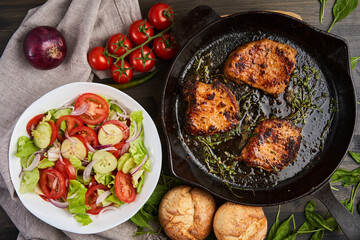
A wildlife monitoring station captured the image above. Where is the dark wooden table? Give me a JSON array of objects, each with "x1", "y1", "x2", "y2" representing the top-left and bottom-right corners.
[{"x1": 1, "y1": 0, "x2": 359, "y2": 239}]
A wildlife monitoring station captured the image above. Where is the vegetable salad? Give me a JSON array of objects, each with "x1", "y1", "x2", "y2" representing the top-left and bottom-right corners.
[{"x1": 16, "y1": 93, "x2": 149, "y2": 225}]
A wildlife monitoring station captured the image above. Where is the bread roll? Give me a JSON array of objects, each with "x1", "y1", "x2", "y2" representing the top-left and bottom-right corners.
[
  {"x1": 213, "y1": 202, "x2": 267, "y2": 240},
  {"x1": 159, "y1": 185, "x2": 216, "y2": 240}
]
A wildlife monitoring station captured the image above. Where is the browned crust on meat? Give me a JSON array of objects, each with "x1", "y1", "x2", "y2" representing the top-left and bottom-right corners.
[
  {"x1": 240, "y1": 119, "x2": 302, "y2": 172},
  {"x1": 224, "y1": 38, "x2": 297, "y2": 96},
  {"x1": 183, "y1": 80, "x2": 240, "y2": 136}
]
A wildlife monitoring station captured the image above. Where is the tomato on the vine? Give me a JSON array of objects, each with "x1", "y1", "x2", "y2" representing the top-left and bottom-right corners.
[
  {"x1": 153, "y1": 33, "x2": 178, "y2": 59},
  {"x1": 129, "y1": 46, "x2": 156, "y2": 72},
  {"x1": 88, "y1": 47, "x2": 113, "y2": 71},
  {"x1": 107, "y1": 34, "x2": 132, "y2": 56},
  {"x1": 148, "y1": 3, "x2": 173, "y2": 30},
  {"x1": 110, "y1": 60, "x2": 133, "y2": 84},
  {"x1": 128, "y1": 20, "x2": 154, "y2": 46}
]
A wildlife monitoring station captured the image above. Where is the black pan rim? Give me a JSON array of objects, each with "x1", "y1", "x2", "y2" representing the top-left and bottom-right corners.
[{"x1": 161, "y1": 10, "x2": 357, "y2": 206}]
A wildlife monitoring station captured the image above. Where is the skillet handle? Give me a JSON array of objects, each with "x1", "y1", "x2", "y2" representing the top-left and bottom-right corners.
[
  {"x1": 172, "y1": 5, "x2": 220, "y2": 48},
  {"x1": 312, "y1": 183, "x2": 360, "y2": 240}
]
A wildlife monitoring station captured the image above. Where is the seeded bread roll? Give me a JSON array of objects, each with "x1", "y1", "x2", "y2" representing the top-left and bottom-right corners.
[
  {"x1": 213, "y1": 202, "x2": 267, "y2": 240},
  {"x1": 159, "y1": 185, "x2": 216, "y2": 240}
]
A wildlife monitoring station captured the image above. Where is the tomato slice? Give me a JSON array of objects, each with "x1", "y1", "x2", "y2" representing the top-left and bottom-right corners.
[
  {"x1": 56, "y1": 115, "x2": 84, "y2": 142},
  {"x1": 85, "y1": 184, "x2": 109, "y2": 215},
  {"x1": 26, "y1": 114, "x2": 46, "y2": 136},
  {"x1": 74, "y1": 93, "x2": 109, "y2": 125},
  {"x1": 102, "y1": 120, "x2": 130, "y2": 141},
  {"x1": 40, "y1": 168, "x2": 66, "y2": 200},
  {"x1": 69, "y1": 126, "x2": 99, "y2": 146},
  {"x1": 48, "y1": 121, "x2": 58, "y2": 147},
  {"x1": 115, "y1": 171, "x2": 136, "y2": 203},
  {"x1": 55, "y1": 158, "x2": 76, "y2": 181},
  {"x1": 108, "y1": 141, "x2": 126, "y2": 159}
]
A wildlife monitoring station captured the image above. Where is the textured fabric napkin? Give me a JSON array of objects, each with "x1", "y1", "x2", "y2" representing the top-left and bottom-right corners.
[{"x1": 0, "y1": 0, "x2": 165, "y2": 239}]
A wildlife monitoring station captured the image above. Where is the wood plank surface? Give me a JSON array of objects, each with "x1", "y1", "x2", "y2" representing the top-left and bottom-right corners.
[{"x1": 1, "y1": 0, "x2": 360, "y2": 239}]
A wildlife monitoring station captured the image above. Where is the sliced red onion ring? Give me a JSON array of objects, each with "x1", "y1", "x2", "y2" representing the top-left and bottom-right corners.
[
  {"x1": 70, "y1": 103, "x2": 89, "y2": 116},
  {"x1": 99, "y1": 205, "x2": 118, "y2": 215},
  {"x1": 119, "y1": 142, "x2": 130, "y2": 156},
  {"x1": 96, "y1": 190, "x2": 111, "y2": 205},
  {"x1": 64, "y1": 132, "x2": 75, "y2": 143},
  {"x1": 130, "y1": 155, "x2": 148, "y2": 175},
  {"x1": 98, "y1": 147, "x2": 117, "y2": 151},
  {"x1": 126, "y1": 120, "x2": 137, "y2": 143},
  {"x1": 48, "y1": 198, "x2": 69, "y2": 208},
  {"x1": 93, "y1": 144, "x2": 113, "y2": 150},
  {"x1": 101, "y1": 125, "x2": 121, "y2": 136},
  {"x1": 59, "y1": 153, "x2": 64, "y2": 165},
  {"x1": 23, "y1": 152, "x2": 42, "y2": 171},
  {"x1": 83, "y1": 158, "x2": 100, "y2": 182},
  {"x1": 127, "y1": 124, "x2": 142, "y2": 144},
  {"x1": 86, "y1": 142, "x2": 96, "y2": 153}
]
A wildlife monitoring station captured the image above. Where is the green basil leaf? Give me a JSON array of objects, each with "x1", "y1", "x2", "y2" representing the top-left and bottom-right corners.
[
  {"x1": 284, "y1": 233, "x2": 298, "y2": 240},
  {"x1": 349, "y1": 151, "x2": 360, "y2": 163},
  {"x1": 324, "y1": 216, "x2": 339, "y2": 231},
  {"x1": 310, "y1": 229, "x2": 325, "y2": 240},
  {"x1": 146, "y1": 184, "x2": 169, "y2": 205},
  {"x1": 351, "y1": 56, "x2": 360, "y2": 70},
  {"x1": 319, "y1": 0, "x2": 328, "y2": 23},
  {"x1": 273, "y1": 215, "x2": 294, "y2": 240},
  {"x1": 305, "y1": 211, "x2": 332, "y2": 231},
  {"x1": 130, "y1": 211, "x2": 153, "y2": 230},
  {"x1": 328, "y1": 0, "x2": 359, "y2": 32},
  {"x1": 305, "y1": 200, "x2": 316, "y2": 212},
  {"x1": 297, "y1": 221, "x2": 315, "y2": 233},
  {"x1": 268, "y1": 206, "x2": 281, "y2": 240}
]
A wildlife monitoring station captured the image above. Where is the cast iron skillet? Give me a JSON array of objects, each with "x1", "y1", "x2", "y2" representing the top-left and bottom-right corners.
[{"x1": 161, "y1": 6, "x2": 359, "y2": 239}]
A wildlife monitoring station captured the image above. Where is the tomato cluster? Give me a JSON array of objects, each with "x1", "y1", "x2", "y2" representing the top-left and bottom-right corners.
[{"x1": 87, "y1": 3, "x2": 178, "y2": 84}]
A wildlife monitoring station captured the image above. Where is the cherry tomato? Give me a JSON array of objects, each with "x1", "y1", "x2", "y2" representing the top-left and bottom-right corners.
[
  {"x1": 108, "y1": 34, "x2": 132, "y2": 56},
  {"x1": 115, "y1": 171, "x2": 136, "y2": 203},
  {"x1": 69, "y1": 126, "x2": 98, "y2": 146},
  {"x1": 56, "y1": 115, "x2": 84, "y2": 142},
  {"x1": 148, "y1": 3, "x2": 173, "y2": 30},
  {"x1": 85, "y1": 184, "x2": 108, "y2": 215},
  {"x1": 153, "y1": 33, "x2": 178, "y2": 59},
  {"x1": 74, "y1": 93, "x2": 109, "y2": 125},
  {"x1": 48, "y1": 121, "x2": 58, "y2": 147},
  {"x1": 108, "y1": 141, "x2": 126, "y2": 159},
  {"x1": 128, "y1": 19, "x2": 154, "y2": 46},
  {"x1": 129, "y1": 46, "x2": 156, "y2": 72},
  {"x1": 110, "y1": 60, "x2": 133, "y2": 84},
  {"x1": 102, "y1": 120, "x2": 130, "y2": 141},
  {"x1": 40, "y1": 168, "x2": 66, "y2": 200},
  {"x1": 26, "y1": 114, "x2": 45, "y2": 136},
  {"x1": 87, "y1": 47, "x2": 113, "y2": 71}
]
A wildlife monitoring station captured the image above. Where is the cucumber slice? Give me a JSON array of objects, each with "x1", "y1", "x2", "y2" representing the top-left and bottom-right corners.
[
  {"x1": 122, "y1": 157, "x2": 136, "y2": 174},
  {"x1": 33, "y1": 122, "x2": 52, "y2": 149},
  {"x1": 117, "y1": 153, "x2": 131, "y2": 171},
  {"x1": 61, "y1": 137, "x2": 87, "y2": 159},
  {"x1": 98, "y1": 124, "x2": 123, "y2": 145},
  {"x1": 93, "y1": 151, "x2": 117, "y2": 173}
]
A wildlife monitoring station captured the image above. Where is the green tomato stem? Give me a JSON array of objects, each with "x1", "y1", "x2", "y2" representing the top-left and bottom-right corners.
[{"x1": 105, "y1": 69, "x2": 159, "y2": 90}]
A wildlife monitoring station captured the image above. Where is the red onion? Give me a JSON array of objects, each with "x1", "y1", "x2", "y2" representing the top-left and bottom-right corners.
[
  {"x1": 48, "y1": 198, "x2": 69, "y2": 208},
  {"x1": 93, "y1": 144, "x2": 113, "y2": 150},
  {"x1": 23, "y1": 26, "x2": 67, "y2": 70},
  {"x1": 130, "y1": 155, "x2": 148, "y2": 175},
  {"x1": 99, "y1": 205, "x2": 118, "y2": 215},
  {"x1": 86, "y1": 142, "x2": 96, "y2": 153},
  {"x1": 96, "y1": 190, "x2": 111, "y2": 205},
  {"x1": 71, "y1": 103, "x2": 89, "y2": 116}
]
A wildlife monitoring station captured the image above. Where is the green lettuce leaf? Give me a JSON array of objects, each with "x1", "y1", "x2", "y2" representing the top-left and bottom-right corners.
[
  {"x1": 73, "y1": 213, "x2": 92, "y2": 226},
  {"x1": 17, "y1": 136, "x2": 31, "y2": 152},
  {"x1": 19, "y1": 168, "x2": 40, "y2": 194},
  {"x1": 37, "y1": 158, "x2": 55, "y2": 169},
  {"x1": 94, "y1": 172, "x2": 115, "y2": 187},
  {"x1": 69, "y1": 155, "x2": 82, "y2": 169},
  {"x1": 16, "y1": 140, "x2": 39, "y2": 158},
  {"x1": 67, "y1": 180, "x2": 88, "y2": 215}
]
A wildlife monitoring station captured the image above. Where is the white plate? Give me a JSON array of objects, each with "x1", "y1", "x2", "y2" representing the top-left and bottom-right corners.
[{"x1": 8, "y1": 82, "x2": 162, "y2": 234}]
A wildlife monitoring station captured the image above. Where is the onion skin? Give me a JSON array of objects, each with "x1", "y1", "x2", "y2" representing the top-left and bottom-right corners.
[{"x1": 23, "y1": 26, "x2": 67, "y2": 70}]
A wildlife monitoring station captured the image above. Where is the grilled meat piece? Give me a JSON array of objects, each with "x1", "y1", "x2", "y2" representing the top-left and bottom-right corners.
[
  {"x1": 241, "y1": 119, "x2": 302, "y2": 172},
  {"x1": 224, "y1": 38, "x2": 297, "y2": 96},
  {"x1": 183, "y1": 81, "x2": 239, "y2": 135}
]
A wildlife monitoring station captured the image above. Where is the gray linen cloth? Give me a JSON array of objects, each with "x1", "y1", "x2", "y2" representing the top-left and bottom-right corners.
[{"x1": 0, "y1": 0, "x2": 165, "y2": 239}]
